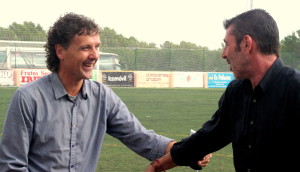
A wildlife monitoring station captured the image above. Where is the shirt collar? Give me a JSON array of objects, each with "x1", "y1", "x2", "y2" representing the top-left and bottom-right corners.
[
  {"x1": 50, "y1": 72, "x2": 88, "y2": 100},
  {"x1": 258, "y1": 57, "x2": 285, "y2": 93},
  {"x1": 242, "y1": 57, "x2": 285, "y2": 94},
  {"x1": 81, "y1": 80, "x2": 88, "y2": 100}
]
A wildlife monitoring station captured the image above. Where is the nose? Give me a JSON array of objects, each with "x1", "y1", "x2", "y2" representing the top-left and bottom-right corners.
[
  {"x1": 90, "y1": 47, "x2": 99, "y2": 60},
  {"x1": 221, "y1": 48, "x2": 227, "y2": 59}
]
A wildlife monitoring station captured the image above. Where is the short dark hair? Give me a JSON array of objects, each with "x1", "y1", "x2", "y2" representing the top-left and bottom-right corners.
[
  {"x1": 223, "y1": 9, "x2": 279, "y2": 57},
  {"x1": 44, "y1": 12, "x2": 100, "y2": 72}
]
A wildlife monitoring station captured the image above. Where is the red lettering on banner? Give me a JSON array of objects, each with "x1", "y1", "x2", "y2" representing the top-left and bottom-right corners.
[
  {"x1": 27, "y1": 77, "x2": 33, "y2": 83},
  {"x1": 33, "y1": 76, "x2": 41, "y2": 80},
  {"x1": 21, "y1": 76, "x2": 26, "y2": 83},
  {"x1": 21, "y1": 76, "x2": 42, "y2": 83}
]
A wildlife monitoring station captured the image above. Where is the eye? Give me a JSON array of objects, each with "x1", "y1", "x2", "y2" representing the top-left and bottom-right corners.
[{"x1": 80, "y1": 46, "x2": 90, "y2": 50}]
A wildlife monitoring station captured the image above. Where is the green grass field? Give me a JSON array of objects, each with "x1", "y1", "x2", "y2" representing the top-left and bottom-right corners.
[{"x1": 0, "y1": 87, "x2": 234, "y2": 171}]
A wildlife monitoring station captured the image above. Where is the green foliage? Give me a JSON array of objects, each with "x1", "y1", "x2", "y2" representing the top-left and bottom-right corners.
[
  {"x1": 280, "y1": 30, "x2": 300, "y2": 70},
  {"x1": 0, "y1": 22, "x2": 47, "y2": 41},
  {"x1": 280, "y1": 30, "x2": 300, "y2": 53},
  {"x1": 160, "y1": 41, "x2": 179, "y2": 49},
  {"x1": 0, "y1": 20, "x2": 300, "y2": 52},
  {"x1": 0, "y1": 27, "x2": 17, "y2": 40},
  {"x1": 1, "y1": 20, "x2": 300, "y2": 72},
  {"x1": 101, "y1": 27, "x2": 157, "y2": 48},
  {"x1": 100, "y1": 27, "x2": 212, "y2": 49},
  {"x1": 160, "y1": 41, "x2": 208, "y2": 50},
  {"x1": 281, "y1": 52, "x2": 300, "y2": 70}
]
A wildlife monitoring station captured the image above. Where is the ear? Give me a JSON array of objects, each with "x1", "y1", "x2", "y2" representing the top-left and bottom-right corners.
[
  {"x1": 55, "y1": 44, "x2": 64, "y2": 60},
  {"x1": 242, "y1": 35, "x2": 253, "y2": 53}
]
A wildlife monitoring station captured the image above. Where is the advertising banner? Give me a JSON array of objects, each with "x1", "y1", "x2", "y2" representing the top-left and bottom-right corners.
[
  {"x1": 0, "y1": 70, "x2": 14, "y2": 86},
  {"x1": 172, "y1": 72, "x2": 203, "y2": 88},
  {"x1": 19, "y1": 69, "x2": 51, "y2": 85},
  {"x1": 102, "y1": 71, "x2": 134, "y2": 87},
  {"x1": 135, "y1": 71, "x2": 170, "y2": 88},
  {"x1": 90, "y1": 70, "x2": 100, "y2": 82},
  {"x1": 207, "y1": 72, "x2": 234, "y2": 88}
]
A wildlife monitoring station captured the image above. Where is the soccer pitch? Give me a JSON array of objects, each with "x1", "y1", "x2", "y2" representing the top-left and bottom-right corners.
[{"x1": 0, "y1": 87, "x2": 234, "y2": 172}]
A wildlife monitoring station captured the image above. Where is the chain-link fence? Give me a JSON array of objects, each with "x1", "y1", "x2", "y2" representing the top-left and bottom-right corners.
[
  {"x1": 100, "y1": 47, "x2": 228, "y2": 72},
  {"x1": 1, "y1": 40, "x2": 299, "y2": 71}
]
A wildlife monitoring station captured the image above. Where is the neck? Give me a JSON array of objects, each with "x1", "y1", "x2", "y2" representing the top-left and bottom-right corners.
[
  {"x1": 57, "y1": 72, "x2": 83, "y2": 96},
  {"x1": 249, "y1": 54, "x2": 277, "y2": 89},
  {"x1": 64, "y1": 82, "x2": 83, "y2": 96}
]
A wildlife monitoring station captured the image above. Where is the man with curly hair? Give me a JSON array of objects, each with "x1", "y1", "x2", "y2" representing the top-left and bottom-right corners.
[{"x1": 0, "y1": 13, "x2": 211, "y2": 171}]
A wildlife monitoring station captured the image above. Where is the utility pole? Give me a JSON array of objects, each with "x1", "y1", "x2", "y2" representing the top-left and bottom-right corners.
[{"x1": 246, "y1": 0, "x2": 253, "y2": 10}]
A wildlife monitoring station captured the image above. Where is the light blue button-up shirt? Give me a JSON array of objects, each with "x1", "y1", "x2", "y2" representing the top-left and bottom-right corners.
[{"x1": 0, "y1": 72, "x2": 172, "y2": 171}]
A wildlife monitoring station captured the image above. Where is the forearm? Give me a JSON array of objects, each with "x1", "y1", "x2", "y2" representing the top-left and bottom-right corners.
[
  {"x1": 157, "y1": 141, "x2": 178, "y2": 170},
  {"x1": 145, "y1": 151, "x2": 212, "y2": 172},
  {"x1": 0, "y1": 92, "x2": 31, "y2": 170},
  {"x1": 145, "y1": 153, "x2": 177, "y2": 172},
  {"x1": 145, "y1": 137, "x2": 213, "y2": 171},
  {"x1": 165, "y1": 141, "x2": 176, "y2": 153},
  {"x1": 0, "y1": 119, "x2": 29, "y2": 171}
]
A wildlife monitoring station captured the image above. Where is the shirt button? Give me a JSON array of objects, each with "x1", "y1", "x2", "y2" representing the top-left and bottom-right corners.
[
  {"x1": 72, "y1": 144, "x2": 75, "y2": 148},
  {"x1": 248, "y1": 145, "x2": 252, "y2": 149},
  {"x1": 71, "y1": 165, "x2": 74, "y2": 168},
  {"x1": 72, "y1": 124, "x2": 76, "y2": 128},
  {"x1": 250, "y1": 121, "x2": 254, "y2": 125},
  {"x1": 253, "y1": 99, "x2": 256, "y2": 103},
  {"x1": 247, "y1": 169, "x2": 251, "y2": 172}
]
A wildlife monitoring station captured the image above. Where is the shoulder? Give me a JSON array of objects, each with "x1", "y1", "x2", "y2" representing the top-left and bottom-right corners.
[
  {"x1": 280, "y1": 67, "x2": 300, "y2": 89},
  {"x1": 84, "y1": 79, "x2": 118, "y2": 99},
  {"x1": 227, "y1": 79, "x2": 242, "y2": 87},
  {"x1": 226, "y1": 79, "x2": 243, "y2": 92},
  {"x1": 84, "y1": 80, "x2": 124, "y2": 111},
  {"x1": 85, "y1": 79, "x2": 112, "y2": 92},
  {"x1": 17, "y1": 74, "x2": 51, "y2": 96}
]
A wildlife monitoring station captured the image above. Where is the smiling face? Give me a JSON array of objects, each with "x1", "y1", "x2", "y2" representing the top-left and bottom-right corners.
[
  {"x1": 56, "y1": 34, "x2": 100, "y2": 82},
  {"x1": 222, "y1": 25, "x2": 250, "y2": 80}
]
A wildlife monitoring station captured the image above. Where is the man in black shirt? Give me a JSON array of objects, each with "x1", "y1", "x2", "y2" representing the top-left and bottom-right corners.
[{"x1": 145, "y1": 9, "x2": 300, "y2": 172}]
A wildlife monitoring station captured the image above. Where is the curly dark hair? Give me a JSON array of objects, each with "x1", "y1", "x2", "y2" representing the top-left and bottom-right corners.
[
  {"x1": 44, "y1": 12, "x2": 100, "y2": 72},
  {"x1": 223, "y1": 9, "x2": 279, "y2": 57}
]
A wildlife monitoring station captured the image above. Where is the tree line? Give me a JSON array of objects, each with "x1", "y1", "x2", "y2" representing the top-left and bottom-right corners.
[
  {"x1": 0, "y1": 22, "x2": 211, "y2": 50},
  {"x1": 0, "y1": 21, "x2": 299, "y2": 52},
  {"x1": 0, "y1": 21, "x2": 299, "y2": 70}
]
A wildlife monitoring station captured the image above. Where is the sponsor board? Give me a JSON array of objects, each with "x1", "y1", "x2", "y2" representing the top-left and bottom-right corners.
[
  {"x1": 135, "y1": 71, "x2": 170, "y2": 88},
  {"x1": 19, "y1": 69, "x2": 51, "y2": 85},
  {"x1": 102, "y1": 71, "x2": 134, "y2": 87},
  {"x1": 207, "y1": 72, "x2": 234, "y2": 88},
  {"x1": 90, "y1": 70, "x2": 100, "y2": 82},
  {"x1": 0, "y1": 70, "x2": 14, "y2": 86},
  {"x1": 172, "y1": 72, "x2": 203, "y2": 88}
]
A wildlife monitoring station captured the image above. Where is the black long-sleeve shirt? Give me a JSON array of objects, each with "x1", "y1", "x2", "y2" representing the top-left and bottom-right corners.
[{"x1": 171, "y1": 58, "x2": 300, "y2": 172}]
